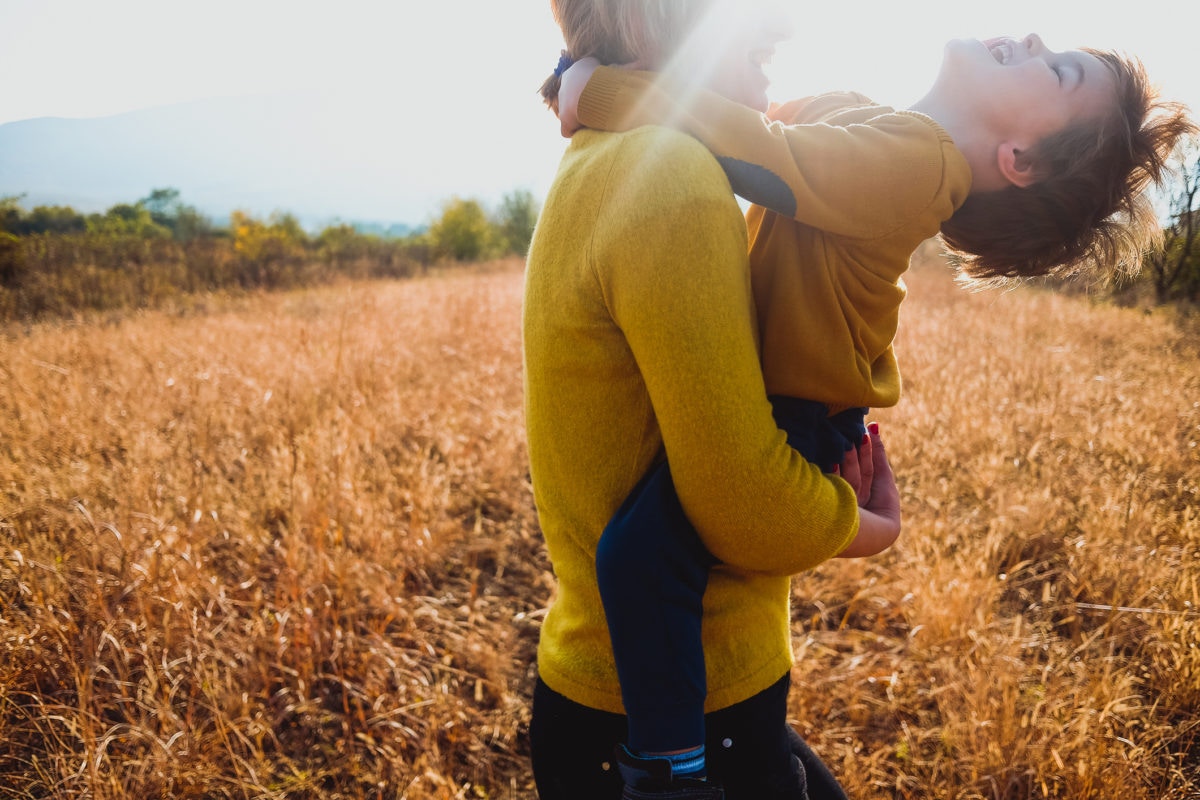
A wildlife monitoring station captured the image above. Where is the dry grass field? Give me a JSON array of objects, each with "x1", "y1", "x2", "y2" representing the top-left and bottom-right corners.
[{"x1": 1, "y1": 255, "x2": 1197, "y2": 799}]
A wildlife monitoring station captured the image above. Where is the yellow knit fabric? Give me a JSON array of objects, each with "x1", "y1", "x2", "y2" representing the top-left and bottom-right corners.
[
  {"x1": 523, "y1": 125, "x2": 860, "y2": 714},
  {"x1": 578, "y1": 70, "x2": 973, "y2": 411}
]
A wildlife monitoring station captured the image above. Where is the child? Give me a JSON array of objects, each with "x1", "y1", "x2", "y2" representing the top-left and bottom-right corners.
[{"x1": 555, "y1": 33, "x2": 1194, "y2": 797}]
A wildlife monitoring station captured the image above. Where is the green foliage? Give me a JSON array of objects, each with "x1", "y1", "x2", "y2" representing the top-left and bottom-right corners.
[
  {"x1": 317, "y1": 223, "x2": 361, "y2": 259},
  {"x1": 428, "y1": 197, "x2": 494, "y2": 262},
  {"x1": 140, "y1": 187, "x2": 213, "y2": 241},
  {"x1": 493, "y1": 189, "x2": 540, "y2": 257},
  {"x1": 23, "y1": 205, "x2": 87, "y2": 235},
  {"x1": 141, "y1": 187, "x2": 181, "y2": 221},
  {"x1": 230, "y1": 211, "x2": 311, "y2": 288},
  {"x1": 87, "y1": 203, "x2": 171, "y2": 238},
  {"x1": 316, "y1": 224, "x2": 429, "y2": 280},
  {"x1": 0, "y1": 188, "x2": 538, "y2": 322},
  {"x1": 1141, "y1": 141, "x2": 1200, "y2": 303},
  {"x1": 426, "y1": 190, "x2": 539, "y2": 262},
  {"x1": 0, "y1": 232, "x2": 24, "y2": 287},
  {"x1": 0, "y1": 197, "x2": 86, "y2": 236},
  {"x1": 172, "y1": 205, "x2": 213, "y2": 242},
  {"x1": 1, "y1": 195, "x2": 27, "y2": 234}
]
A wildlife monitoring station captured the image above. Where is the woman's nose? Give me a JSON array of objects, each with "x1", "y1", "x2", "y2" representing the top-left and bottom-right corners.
[{"x1": 1022, "y1": 33, "x2": 1046, "y2": 55}]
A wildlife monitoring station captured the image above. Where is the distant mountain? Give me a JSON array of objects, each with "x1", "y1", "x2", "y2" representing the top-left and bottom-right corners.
[{"x1": 0, "y1": 92, "x2": 559, "y2": 231}]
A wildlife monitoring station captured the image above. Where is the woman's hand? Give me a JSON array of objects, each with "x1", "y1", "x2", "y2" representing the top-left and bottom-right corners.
[
  {"x1": 835, "y1": 430, "x2": 873, "y2": 507},
  {"x1": 836, "y1": 422, "x2": 901, "y2": 558},
  {"x1": 557, "y1": 57, "x2": 601, "y2": 138}
]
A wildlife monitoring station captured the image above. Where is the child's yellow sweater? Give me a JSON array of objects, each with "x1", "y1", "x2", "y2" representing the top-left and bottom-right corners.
[
  {"x1": 524, "y1": 125, "x2": 860, "y2": 715},
  {"x1": 577, "y1": 69, "x2": 973, "y2": 411}
]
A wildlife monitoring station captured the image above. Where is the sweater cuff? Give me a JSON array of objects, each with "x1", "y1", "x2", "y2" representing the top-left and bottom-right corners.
[{"x1": 577, "y1": 66, "x2": 625, "y2": 131}]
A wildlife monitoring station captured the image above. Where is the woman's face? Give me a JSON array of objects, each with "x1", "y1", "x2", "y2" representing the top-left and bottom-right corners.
[{"x1": 669, "y1": 0, "x2": 793, "y2": 112}]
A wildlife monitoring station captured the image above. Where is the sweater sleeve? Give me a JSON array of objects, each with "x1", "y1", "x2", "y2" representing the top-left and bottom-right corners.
[
  {"x1": 577, "y1": 66, "x2": 964, "y2": 240},
  {"x1": 591, "y1": 131, "x2": 859, "y2": 574}
]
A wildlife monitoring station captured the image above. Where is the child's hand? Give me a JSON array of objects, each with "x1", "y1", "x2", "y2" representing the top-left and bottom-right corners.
[
  {"x1": 557, "y1": 57, "x2": 601, "y2": 138},
  {"x1": 836, "y1": 422, "x2": 901, "y2": 558}
]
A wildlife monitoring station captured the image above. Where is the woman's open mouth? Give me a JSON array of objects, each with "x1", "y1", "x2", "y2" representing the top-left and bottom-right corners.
[{"x1": 748, "y1": 47, "x2": 775, "y2": 68}]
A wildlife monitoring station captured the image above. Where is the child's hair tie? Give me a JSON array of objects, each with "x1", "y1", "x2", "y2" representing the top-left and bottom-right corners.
[{"x1": 553, "y1": 50, "x2": 575, "y2": 78}]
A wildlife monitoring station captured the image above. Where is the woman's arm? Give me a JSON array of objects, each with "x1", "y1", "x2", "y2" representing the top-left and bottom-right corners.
[
  {"x1": 594, "y1": 129, "x2": 868, "y2": 574},
  {"x1": 561, "y1": 61, "x2": 965, "y2": 240},
  {"x1": 834, "y1": 422, "x2": 902, "y2": 558}
]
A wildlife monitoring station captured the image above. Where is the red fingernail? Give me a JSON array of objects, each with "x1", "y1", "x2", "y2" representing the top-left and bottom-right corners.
[
  {"x1": 868, "y1": 422, "x2": 880, "y2": 435},
  {"x1": 862, "y1": 433, "x2": 870, "y2": 446}
]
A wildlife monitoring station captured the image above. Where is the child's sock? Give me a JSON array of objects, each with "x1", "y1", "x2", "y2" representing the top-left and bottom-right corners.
[
  {"x1": 659, "y1": 745, "x2": 706, "y2": 779},
  {"x1": 616, "y1": 743, "x2": 707, "y2": 787}
]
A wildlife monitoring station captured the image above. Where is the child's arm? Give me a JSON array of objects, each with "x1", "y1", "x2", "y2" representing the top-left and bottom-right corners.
[
  {"x1": 568, "y1": 64, "x2": 968, "y2": 239},
  {"x1": 555, "y1": 56, "x2": 598, "y2": 138}
]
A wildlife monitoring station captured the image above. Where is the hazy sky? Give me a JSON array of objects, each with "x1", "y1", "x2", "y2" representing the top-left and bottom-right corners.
[{"x1": 2, "y1": 0, "x2": 1197, "y2": 220}]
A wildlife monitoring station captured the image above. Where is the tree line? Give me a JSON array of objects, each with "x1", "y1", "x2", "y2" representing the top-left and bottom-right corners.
[
  {"x1": 1, "y1": 139, "x2": 1197, "y2": 323},
  {"x1": 0, "y1": 188, "x2": 539, "y2": 321},
  {"x1": 1142, "y1": 141, "x2": 1200, "y2": 303}
]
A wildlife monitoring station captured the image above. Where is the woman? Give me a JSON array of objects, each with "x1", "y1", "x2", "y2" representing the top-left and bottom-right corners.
[{"x1": 523, "y1": 2, "x2": 900, "y2": 798}]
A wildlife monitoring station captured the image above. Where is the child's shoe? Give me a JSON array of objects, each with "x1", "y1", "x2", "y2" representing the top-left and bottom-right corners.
[{"x1": 615, "y1": 744, "x2": 725, "y2": 799}]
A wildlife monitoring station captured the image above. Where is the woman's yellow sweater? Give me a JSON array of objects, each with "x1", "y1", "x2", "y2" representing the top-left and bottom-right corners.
[
  {"x1": 576, "y1": 69, "x2": 973, "y2": 411},
  {"x1": 523, "y1": 125, "x2": 860, "y2": 715}
]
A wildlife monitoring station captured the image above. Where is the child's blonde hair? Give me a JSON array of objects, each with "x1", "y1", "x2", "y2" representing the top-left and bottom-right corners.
[
  {"x1": 941, "y1": 51, "x2": 1196, "y2": 283},
  {"x1": 540, "y1": 0, "x2": 716, "y2": 114}
]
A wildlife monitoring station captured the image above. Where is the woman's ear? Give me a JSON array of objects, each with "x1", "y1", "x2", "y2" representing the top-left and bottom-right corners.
[{"x1": 997, "y1": 141, "x2": 1038, "y2": 188}]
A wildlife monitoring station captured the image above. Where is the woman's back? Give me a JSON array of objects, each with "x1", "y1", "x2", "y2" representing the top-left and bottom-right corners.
[{"x1": 524, "y1": 124, "x2": 858, "y2": 716}]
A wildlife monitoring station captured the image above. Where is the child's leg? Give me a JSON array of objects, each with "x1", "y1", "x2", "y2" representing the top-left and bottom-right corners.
[
  {"x1": 596, "y1": 460, "x2": 718, "y2": 781},
  {"x1": 767, "y1": 397, "x2": 867, "y2": 470},
  {"x1": 596, "y1": 401, "x2": 865, "y2": 793}
]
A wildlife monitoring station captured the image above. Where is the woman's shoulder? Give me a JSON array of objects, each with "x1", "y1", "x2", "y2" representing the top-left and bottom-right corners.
[
  {"x1": 559, "y1": 129, "x2": 748, "y2": 278},
  {"x1": 577, "y1": 127, "x2": 738, "y2": 208}
]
